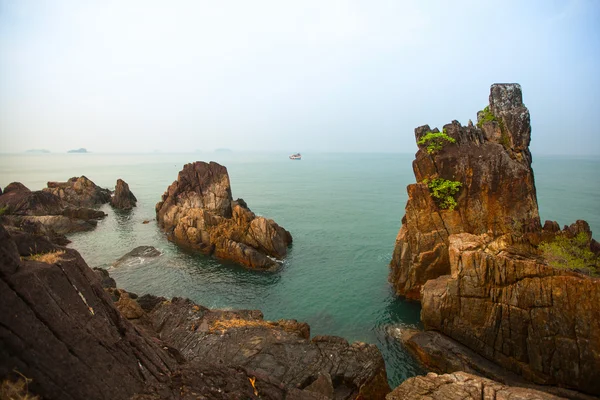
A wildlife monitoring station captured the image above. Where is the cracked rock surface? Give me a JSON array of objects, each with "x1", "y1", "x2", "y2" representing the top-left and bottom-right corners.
[{"x1": 156, "y1": 161, "x2": 292, "y2": 271}]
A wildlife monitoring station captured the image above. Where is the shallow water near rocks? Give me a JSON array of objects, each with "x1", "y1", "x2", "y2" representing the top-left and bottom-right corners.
[{"x1": 1, "y1": 152, "x2": 598, "y2": 387}]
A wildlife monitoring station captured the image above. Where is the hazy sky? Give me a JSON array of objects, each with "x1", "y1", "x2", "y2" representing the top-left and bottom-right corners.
[{"x1": 1, "y1": 0, "x2": 599, "y2": 154}]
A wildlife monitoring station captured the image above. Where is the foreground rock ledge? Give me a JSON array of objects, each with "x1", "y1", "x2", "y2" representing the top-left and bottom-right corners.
[
  {"x1": 0, "y1": 225, "x2": 388, "y2": 399},
  {"x1": 387, "y1": 372, "x2": 564, "y2": 400},
  {"x1": 156, "y1": 161, "x2": 292, "y2": 271}
]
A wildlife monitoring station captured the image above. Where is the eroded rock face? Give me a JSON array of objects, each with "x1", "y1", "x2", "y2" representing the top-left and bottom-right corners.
[
  {"x1": 421, "y1": 233, "x2": 600, "y2": 395},
  {"x1": 0, "y1": 225, "x2": 390, "y2": 400},
  {"x1": 387, "y1": 372, "x2": 564, "y2": 400},
  {"x1": 389, "y1": 84, "x2": 540, "y2": 299},
  {"x1": 156, "y1": 161, "x2": 292, "y2": 271},
  {"x1": 44, "y1": 175, "x2": 111, "y2": 207},
  {"x1": 144, "y1": 297, "x2": 390, "y2": 399},
  {"x1": 0, "y1": 225, "x2": 178, "y2": 400},
  {"x1": 111, "y1": 178, "x2": 137, "y2": 210}
]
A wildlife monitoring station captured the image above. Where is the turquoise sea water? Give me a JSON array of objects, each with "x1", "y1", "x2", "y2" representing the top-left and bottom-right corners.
[{"x1": 0, "y1": 152, "x2": 598, "y2": 387}]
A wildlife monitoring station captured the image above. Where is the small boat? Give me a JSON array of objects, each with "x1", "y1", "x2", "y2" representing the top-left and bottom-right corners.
[{"x1": 289, "y1": 153, "x2": 301, "y2": 160}]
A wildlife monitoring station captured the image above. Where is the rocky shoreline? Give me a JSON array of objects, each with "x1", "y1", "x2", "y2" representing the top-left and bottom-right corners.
[{"x1": 1, "y1": 84, "x2": 598, "y2": 399}]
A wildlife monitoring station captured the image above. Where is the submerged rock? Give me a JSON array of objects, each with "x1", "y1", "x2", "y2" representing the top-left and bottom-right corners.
[
  {"x1": 110, "y1": 178, "x2": 137, "y2": 210},
  {"x1": 44, "y1": 175, "x2": 111, "y2": 207},
  {"x1": 387, "y1": 372, "x2": 564, "y2": 400},
  {"x1": 156, "y1": 161, "x2": 292, "y2": 271},
  {"x1": 112, "y1": 245, "x2": 161, "y2": 268}
]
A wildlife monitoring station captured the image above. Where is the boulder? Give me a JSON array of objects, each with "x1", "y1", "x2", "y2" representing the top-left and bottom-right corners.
[
  {"x1": 112, "y1": 245, "x2": 161, "y2": 268},
  {"x1": 110, "y1": 178, "x2": 137, "y2": 210},
  {"x1": 389, "y1": 84, "x2": 540, "y2": 299},
  {"x1": 387, "y1": 372, "x2": 565, "y2": 400},
  {"x1": 44, "y1": 176, "x2": 111, "y2": 207},
  {"x1": 156, "y1": 161, "x2": 292, "y2": 271}
]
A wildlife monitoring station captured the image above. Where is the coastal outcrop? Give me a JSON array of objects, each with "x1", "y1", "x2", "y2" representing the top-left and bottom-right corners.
[
  {"x1": 389, "y1": 83, "x2": 600, "y2": 397},
  {"x1": 389, "y1": 83, "x2": 540, "y2": 299},
  {"x1": 112, "y1": 245, "x2": 161, "y2": 268},
  {"x1": 44, "y1": 175, "x2": 111, "y2": 207},
  {"x1": 111, "y1": 178, "x2": 137, "y2": 210},
  {"x1": 156, "y1": 161, "x2": 292, "y2": 271},
  {"x1": 0, "y1": 181, "x2": 107, "y2": 237},
  {"x1": 387, "y1": 372, "x2": 564, "y2": 400},
  {"x1": 0, "y1": 225, "x2": 390, "y2": 400}
]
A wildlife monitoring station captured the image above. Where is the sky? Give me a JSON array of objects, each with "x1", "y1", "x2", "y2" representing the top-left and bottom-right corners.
[{"x1": 0, "y1": 0, "x2": 599, "y2": 154}]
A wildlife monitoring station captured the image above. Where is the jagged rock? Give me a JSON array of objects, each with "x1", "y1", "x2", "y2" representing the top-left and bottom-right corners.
[
  {"x1": 145, "y1": 298, "x2": 390, "y2": 399},
  {"x1": 389, "y1": 83, "x2": 541, "y2": 300},
  {"x1": 392, "y1": 329, "x2": 595, "y2": 400},
  {"x1": 420, "y1": 233, "x2": 600, "y2": 395},
  {"x1": 0, "y1": 225, "x2": 390, "y2": 400},
  {"x1": 115, "y1": 289, "x2": 144, "y2": 319},
  {"x1": 0, "y1": 182, "x2": 106, "y2": 237},
  {"x1": 156, "y1": 161, "x2": 292, "y2": 271},
  {"x1": 44, "y1": 176, "x2": 111, "y2": 207},
  {"x1": 387, "y1": 372, "x2": 565, "y2": 400},
  {"x1": 93, "y1": 267, "x2": 116, "y2": 289},
  {"x1": 0, "y1": 224, "x2": 178, "y2": 400},
  {"x1": 111, "y1": 179, "x2": 137, "y2": 210},
  {"x1": 112, "y1": 245, "x2": 162, "y2": 268}
]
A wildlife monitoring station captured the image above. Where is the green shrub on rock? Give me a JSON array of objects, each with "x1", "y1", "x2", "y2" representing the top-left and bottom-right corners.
[
  {"x1": 540, "y1": 232, "x2": 599, "y2": 276},
  {"x1": 477, "y1": 106, "x2": 497, "y2": 128},
  {"x1": 423, "y1": 178, "x2": 462, "y2": 211},
  {"x1": 417, "y1": 129, "x2": 456, "y2": 154}
]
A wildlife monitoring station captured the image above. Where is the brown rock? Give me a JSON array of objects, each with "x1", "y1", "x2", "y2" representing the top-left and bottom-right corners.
[
  {"x1": 44, "y1": 175, "x2": 111, "y2": 207},
  {"x1": 115, "y1": 289, "x2": 144, "y2": 319},
  {"x1": 421, "y1": 233, "x2": 600, "y2": 395},
  {"x1": 387, "y1": 372, "x2": 565, "y2": 400},
  {"x1": 110, "y1": 178, "x2": 137, "y2": 210},
  {"x1": 389, "y1": 84, "x2": 541, "y2": 300},
  {"x1": 156, "y1": 161, "x2": 292, "y2": 271}
]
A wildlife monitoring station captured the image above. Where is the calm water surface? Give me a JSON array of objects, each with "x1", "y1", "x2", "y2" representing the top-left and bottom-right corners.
[{"x1": 1, "y1": 152, "x2": 598, "y2": 387}]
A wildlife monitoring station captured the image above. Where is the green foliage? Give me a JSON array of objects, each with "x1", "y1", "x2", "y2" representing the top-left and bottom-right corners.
[
  {"x1": 423, "y1": 178, "x2": 462, "y2": 210},
  {"x1": 540, "y1": 232, "x2": 599, "y2": 276},
  {"x1": 477, "y1": 105, "x2": 497, "y2": 128},
  {"x1": 417, "y1": 128, "x2": 456, "y2": 154},
  {"x1": 0, "y1": 205, "x2": 8, "y2": 216}
]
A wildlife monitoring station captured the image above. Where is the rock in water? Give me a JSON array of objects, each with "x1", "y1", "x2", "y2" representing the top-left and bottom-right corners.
[
  {"x1": 156, "y1": 161, "x2": 292, "y2": 271},
  {"x1": 110, "y1": 178, "x2": 137, "y2": 210},
  {"x1": 389, "y1": 83, "x2": 541, "y2": 300},
  {"x1": 44, "y1": 175, "x2": 111, "y2": 207},
  {"x1": 112, "y1": 245, "x2": 161, "y2": 268}
]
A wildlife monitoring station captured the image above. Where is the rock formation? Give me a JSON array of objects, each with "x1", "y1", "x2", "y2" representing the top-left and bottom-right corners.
[
  {"x1": 112, "y1": 245, "x2": 161, "y2": 268},
  {"x1": 0, "y1": 224, "x2": 389, "y2": 400},
  {"x1": 421, "y1": 233, "x2": 600, "y2": 395},
  {"x1": 389, "y1": 84, "x2": 600, "y2": 397},
  {"x1": 387, "y1": 372, "x2": 564, "y2": 400},
  {"x1": 110, "y1": 178, "x2": 137, "y2": 210},
  {"x1": 0, "y1": 182, "x2": 107, "y2": 237},
  {"x1": 44, "y1": 175, "x2": 111, "y2": 207},
  {"x1": 156, "y1": 161, "x2": 292, "y2": 271},
  {"x1": 389, "y1": 83, "x2": 540, "y2": 299}
]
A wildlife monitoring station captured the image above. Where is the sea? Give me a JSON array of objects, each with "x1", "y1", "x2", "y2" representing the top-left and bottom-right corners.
[{"x1": 0, "y1": 152, "x2": 598, "y2": 387}]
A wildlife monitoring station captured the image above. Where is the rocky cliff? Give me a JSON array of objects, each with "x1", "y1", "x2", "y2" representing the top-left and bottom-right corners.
[
  {"x1": 421, "y1": 232, "x2": 600, "y2": 395},
  {"x1": 156, "y1": 161, "x2": 292, "y2": 271},
  {"x1": 389, "y1": 83, "x2": 540, "y2": 299},
  {"x1": 389, "y1": 84, "x2": 600, "y2": 397},
  {"x1": 0, "y1": 225, "x2": 389, "y2": 399}
]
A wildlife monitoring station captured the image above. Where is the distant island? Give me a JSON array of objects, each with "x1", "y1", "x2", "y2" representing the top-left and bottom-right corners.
[
  {"x1": 25, "y1": 149, "x2": 50, "y2": 153},
  {"x1": 67, "y1": 148, "x2": 89, "y2": 153}
]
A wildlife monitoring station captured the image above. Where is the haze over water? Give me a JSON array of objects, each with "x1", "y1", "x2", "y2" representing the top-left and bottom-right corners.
[{"x1": 0, "y1": 151, "x2": 598, "y2": 386}]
